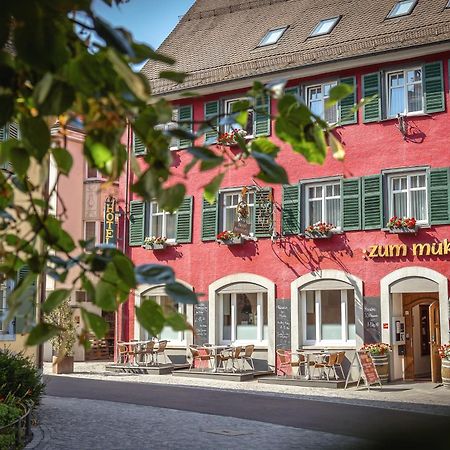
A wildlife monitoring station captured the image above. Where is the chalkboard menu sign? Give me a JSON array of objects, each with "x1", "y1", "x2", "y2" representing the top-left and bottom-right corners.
[
  {"x1": 357, "y1": 351, "x2": 381, "y2": 385},
  {"x1": 193, "y1": 302, "x2": 209, "y2": 345},
  {"x1": 275, "y1": 299, "x2": 291, "y2": 350},
  {"x1": 363, "y1": 297, "x2": 381, "y2": 344}
]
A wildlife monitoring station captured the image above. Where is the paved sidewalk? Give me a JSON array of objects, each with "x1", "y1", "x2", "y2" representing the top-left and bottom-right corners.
[
  {"x1": 27, "y1": 396, "x2": 370, "y2": 450},
  {"x1": 42, "y1": 362, "x2": 450, "y2": 417}
]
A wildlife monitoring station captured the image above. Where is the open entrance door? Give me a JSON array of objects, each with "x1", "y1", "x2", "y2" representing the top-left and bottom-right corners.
[{"x1": 429, "y1": 301, "x2": 441, "y2": 383}]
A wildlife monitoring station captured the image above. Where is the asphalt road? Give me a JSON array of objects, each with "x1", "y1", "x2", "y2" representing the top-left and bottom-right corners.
[{"x1": 44, "y1": 375, "x2": 449, "y2": 449}]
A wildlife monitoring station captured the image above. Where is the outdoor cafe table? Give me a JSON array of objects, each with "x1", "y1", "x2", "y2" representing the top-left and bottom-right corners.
[
  {"x1": 296, "y1": 350, "x2": 330, "y2": 380},
  {"x1": 119, "y1": 340, "x2": 161, "y2": 365},
  {"x1": 203, "y1": 345, "x2": 229, "y2": 372}
]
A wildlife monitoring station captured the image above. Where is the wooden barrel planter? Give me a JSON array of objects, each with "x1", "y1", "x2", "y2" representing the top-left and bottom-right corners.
[
  {"x1": 371, "y1": 354, "x2": 389, "y2": 384},
  {"x1": 442, "y1": 359, "x2": 450, "y2": 389}
]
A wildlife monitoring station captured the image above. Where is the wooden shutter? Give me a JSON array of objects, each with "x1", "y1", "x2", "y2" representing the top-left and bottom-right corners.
[
  {"x1": 204, "y1": 100, "x2": 219, "y2": 145},
  {"x1": 254, "y1": 94, "x2": 271, "y2": 137},
  {"x1": 0, "y1": 125, "x2": 12, "y2": 171},
  {"x1": 254, "y1": 187, "x2": 273, "y2": 237},
  {"x1": 176, "y1": 196, "x2": 193, "y2": 243},
  {"x1": 424, "y1": 61, "x2": 445, "y2": 113},
  {"x1": 429, "y1": 168, "x2": 450, "y2": 225},
  {"x1": 133, "y1": 132, "x2": 147, "y2": 156},
  {"x1": 362, "y1": 175, "x2": 383, "y2": 229},
  {"x1": 0, "y1": 125, "x2": 6, "y2": 141},
  {"x1": 15, "y1": 266, "x2": 36, "y2": 334},
  {"x1": 129, "y1": 200, "x2": 146, "y2": 246},
  {"x1": 341, "y1": 178, "x2": 361, "y2": 231},
  {"x1": 362, "y1": 72, "x2": 381, "y2": 123},
  {"x1": 201, "y1": 197, "x2": 218, "y2": 241},
  {"x1": 178, "y1": 105, "x2": 193, "y2": 149},
  {"x1": 339, "y1": 76, "x2": 357, "y2": 125},
  {"x1": 282, "y1": 184, "x2": 300, "y2": 235},
  {"x1": 8, "y1": 122, "x2": 19, "y2": 139}
]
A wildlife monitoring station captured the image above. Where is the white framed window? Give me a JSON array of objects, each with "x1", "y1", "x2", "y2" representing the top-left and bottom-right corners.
[
  {"x1": 387, "y1": 0, "x2": 417, "y2": 19},
  {"x1": 220, "y1": 292, "x2": 268, "y2": 345},
  {"x1": 306, "y1": 181, "x2": 341, "y2": 228},
  {"x1": 221, "y1": 190, "x2": 255, "y2": 234},
  {"x1": 387, "y1": 68, "x2": 423, "y2": 117},
  {"x1": 0, "y1": 281, "x2": 14, "y2": 336},
  {"x1": 258, "y1": 27, "x2": 287, "y2": 47},
  {"x1": 142, "y1": 295, "x2": 187, "y2": 345},
  {"x1": 224, "y1": 98, "x2": 254, "y2": 137},
  {"x1": 148, "y1": 201, "x2": 176, "y2": 241},
  {"x1": 85, "y1": 163, "x2": 103, "y2": 180},
  {"x1": 389, "y1": 171, "x2": 428, "y2": 223},
  {"x1": 84, "y1": 221, "x2": 104, "y2": 245},
  {"x1": 310, "y1": 17, "x2": 340, "y2": 37},
  {"x1": 302, "y1": 289, "x2": 355, "y2": 345},
  {"x1": 307, "y1": 82, "x2": 338, "y2": 124}
]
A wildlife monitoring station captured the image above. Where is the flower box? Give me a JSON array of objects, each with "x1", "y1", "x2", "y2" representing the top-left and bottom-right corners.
[
  {"x1": 142, "y1": 243, "x2": 167, "y2": 250},
  {"x1": 217, "y1": 236, "x2": 245, "y2": 246},
  {"x1": 388, "y1": 226, "x2": 418, "y2": 234},
  {"x1": 386, "y1": 217, "x2": 417, "y2": 234},
  {"x1": 304, "y1": 231, "x2": 333, "y2": 240}
]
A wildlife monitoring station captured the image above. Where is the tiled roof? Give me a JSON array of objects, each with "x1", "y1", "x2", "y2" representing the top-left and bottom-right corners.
[{"x1": 142, "y1": 0, "x2": 450, "y2": 94}]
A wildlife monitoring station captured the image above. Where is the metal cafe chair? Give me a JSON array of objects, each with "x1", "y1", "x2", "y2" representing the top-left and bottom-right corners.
[
  {"x1": 218, "y1": 346, "x2": 242, "y2": 372},
  {"x1": 240, "y1": 344, "x2": 255, "y2": 371},
  {"x1": 276, "y1": 349, "x2": 306, "y2": 378},
  {"x1": 117, "y1": 342, "x2": 134, "y2": 365},
  {"x1": 333, "y1": 351, "x2": 346, "y2": 379},
  {"x1": 313, "y1": 352, "x2": 338, "y2": 380},
  {"x1": 188, "y1": 345, "x2": 213, "y2": 371},
  {"x1": 153, "y1": 340, "x2": 168, "y2": 364},
  {"x1": 135, "y1": 341, "x2": 155, "y2": 365}
]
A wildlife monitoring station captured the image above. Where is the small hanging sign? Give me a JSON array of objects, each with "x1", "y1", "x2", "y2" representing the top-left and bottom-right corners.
[{"x1": 103, "y1": 196, "x2": 117, "y2": 246}]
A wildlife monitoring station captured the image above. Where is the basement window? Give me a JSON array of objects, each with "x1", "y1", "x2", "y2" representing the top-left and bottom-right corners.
[
  {"x1": 386, "y1": 0, "x2": 417, "y2": 18},
  {"x1": 258, "y1": 27, "x2": 287, "y2": 47},
  {"x1": 310, "y1": 17, "x2": 340, "y2": 37}
]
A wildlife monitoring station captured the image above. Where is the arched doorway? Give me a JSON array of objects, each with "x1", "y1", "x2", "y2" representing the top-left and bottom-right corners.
[{"x1": 380, "y1": 267, "x2": 448, "y2": 382}]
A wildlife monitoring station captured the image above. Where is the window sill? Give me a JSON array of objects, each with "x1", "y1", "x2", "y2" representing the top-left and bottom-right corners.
[
  {"x1": 142, "y1": 242, "x2": 176, "y2": 251},
  {"x1": 0, "y1": 334, "x2": 16, "y2": 341},
  {"x1": 216, "y1": 235, "x2": 257, "y2": 245}
]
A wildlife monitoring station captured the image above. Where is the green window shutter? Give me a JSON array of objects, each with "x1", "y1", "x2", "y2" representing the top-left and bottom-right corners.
[
  {"x1": 424, "y1": 61, "x2": 445, "y2": 113},
  {"x1": 178, "y1": 105, "x2": 193, "y2": 149},
  {"x1": 204, "y1": 101, "x2": 219, "y2": 145},
  {"x1": 129, "y1": 200, "x2": 146, "y2": 246},
  {"x1": 0, "y1": 125, "x2": 5, "y2": 141},
  {"x1": 133, "y1": 132, "x2": 147, "y2": 156},
  {"x1": 362, "y1": 175, "x2": 383, "y2": 229},
  {"x1": 285, "y1": 86, "x2": 299, "y2": 97},
  {"x1": 254, "y1": 94, "x2": 271, "y2": 137},
  {"x1": 282, "y1": 184, "x2": 300, "y2": 235},
  {"x1": 15, "y1": 266, "x2": 36, "y2": 334},
  {"x1": 176, "y1": 196, "x2": 193, "y2": 243},
  {"x1": 362, "y1": 72, "x2": 381, "y2": 123},
  {"x1": 339, "y1": 76, "x2": 357, "y2": 125},
  {"x1": 253, "y1": 187, "x2": 273, "y2": 238},
  {"x1": 429, "y1": 168, "x2": 450, "y2": 225},
  {"x1": 201, "y1": 197, "x2": 218, "y2": 241},
  {"x1": 341, "y1": 178, "x2": 361, "y2": 231},
  {"x1": 8, "y1": 122, "x2": 20, "y2": 140}
]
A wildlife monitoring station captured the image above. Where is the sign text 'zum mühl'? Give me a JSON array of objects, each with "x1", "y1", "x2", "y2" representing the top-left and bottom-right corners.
[
  {"x1": 366, "y1": 239, "x2": 450, "y2": 258},
  {"x1": 103, "y1": 197, "x2": 117, "y2": 246}
]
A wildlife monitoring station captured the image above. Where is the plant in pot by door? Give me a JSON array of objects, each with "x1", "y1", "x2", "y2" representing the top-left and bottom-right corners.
[
  {"x1": 361, "y1": 343, "x2": 391, "y2": 384},
  {"x1": 45, "y1": 299, "x2": 77, "y2": 374},
  {"x1": 438, "y1": 343, "x2": 450, "y2": 389}
]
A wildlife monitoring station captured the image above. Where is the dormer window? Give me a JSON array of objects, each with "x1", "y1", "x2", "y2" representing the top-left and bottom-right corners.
[
  {"x1": 386, "y1": 0, "x2": 417, "y2": 18},
  {"x1": 310, "y1": 17, "x2": 340, "y2": 37},
  {"x1": 258, "y1": 27, "x2": 287, "y2": 47}
]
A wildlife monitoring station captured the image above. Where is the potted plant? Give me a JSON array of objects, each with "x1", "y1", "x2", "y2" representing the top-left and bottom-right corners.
[
  {"x1": 217, "y1": 128, "x2": 247, "y2": 146},
  {"x1": 361, "y1": 343, "x2": 391, "y2": 383},
  {"x1": 304, "y1": 222, "x2": 335, "y2": 239},
  {"x1": 143, "y1": 236, "x2": 168, "y2": 250},
  {"x1": 216, "y1": 230, "x2": 244, "y2": 245},
  {"x1": 438, "y1": 343, "x2": 450, "y2": 389},
  {"x1": 45, "y1": 299, "x2": 77, "y2": 374},
  {"x1": 386, "y1": 216, "x2": 418, "y2": 234}
]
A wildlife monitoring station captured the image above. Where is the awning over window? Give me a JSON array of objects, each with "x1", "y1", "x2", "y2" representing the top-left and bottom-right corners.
[
  {"x1": 218, "y1": 282, "x2": 267, "y2": 294},
  {"x1": 301, "y1": 279, "x2": 354, "y2": 291}
]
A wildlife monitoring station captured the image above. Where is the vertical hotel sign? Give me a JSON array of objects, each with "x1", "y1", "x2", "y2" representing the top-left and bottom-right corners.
[{"x1": 103, "y1": 196, "x2": 117, "y2": 246}]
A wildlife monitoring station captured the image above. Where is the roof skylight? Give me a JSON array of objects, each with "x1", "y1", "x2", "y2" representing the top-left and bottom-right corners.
[
  {"x1": 310, "y1": 17, "x2": 340, "y2": 37},
  {"x1": 387, "y1": 0, "x2": 417, "y2": 18},
  {"x1": 258, "y1": 27, "x2": 287, "y2": 47}
]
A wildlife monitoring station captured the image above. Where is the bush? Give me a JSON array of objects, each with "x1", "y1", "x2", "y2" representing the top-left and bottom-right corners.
[
  {"x1": 0, "y1": 402, "x2": 22, "y2": 449},
  {"x1": 0, "y1": 350, "x2": 45, "y2": 406}
]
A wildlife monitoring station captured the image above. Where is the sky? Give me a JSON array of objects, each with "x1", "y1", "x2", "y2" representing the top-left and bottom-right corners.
[{"x1": 92, "y1": 0, "x2": 196, "y2": 49}]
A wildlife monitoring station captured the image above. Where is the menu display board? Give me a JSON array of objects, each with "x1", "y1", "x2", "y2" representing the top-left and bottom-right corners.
[
  {"x1": 363, "y1": 297, "x2": 381, "y2": 344},
  {"x1": 193, "y1": 302, "x2": 208, "y2": 345},
  {"x1": 357, "y1": 351, "x2": 380, "y2": 385},
  {"x1": 275, "y1": 299, "x2": 291, "y2": 350}
]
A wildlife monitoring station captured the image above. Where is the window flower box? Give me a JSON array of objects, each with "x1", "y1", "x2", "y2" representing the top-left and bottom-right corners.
[
  {"x1": 217, "y1": 129, "x2": 247, "y2": 146},
  {"x1": 304, "y1": 222, "x2": 335, "y2": 240},
  {"x1": 143, "y1": 236, "x2": 168, "y2": 250},
  {"x1": 386, "y1": 217, "x2": 418, "y2": 234},
  {"x1": 216, "y1": 231, "x2": 244, "y2": 245}
]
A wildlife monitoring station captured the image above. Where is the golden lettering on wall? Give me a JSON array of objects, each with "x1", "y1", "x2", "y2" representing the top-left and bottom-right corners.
[{"x1": 366, "y1": 239, "x2": 450, "y2": 258}]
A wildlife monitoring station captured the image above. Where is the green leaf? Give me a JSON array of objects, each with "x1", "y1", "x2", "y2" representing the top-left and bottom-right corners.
[
  {"x1": 42, "y1": 289, "x2": 71, "y2": 314},
  {"x1": 165, "y1": 282, "x2": 198, "y2": 304},
  {"x1": 26, "y1": 323, "x2": 60, "y2": 346},
  {"x1": 81, "y1": 309, "x2": 109, "y2": 339},
  {"x1": 159, "y1": 71, "x2": 187, "y2": 83},
  {"x1": 93, "y1": 16, "x2": 135, "y2": 57},
  {"x1": 204, "y1": 173, "x2": 224, "y2": 204},
  {"x1": 252, "y1": 151, "x2": 288, "y2": 184},
  {"x1": 20, "y1": 117, "x2": 50, "y2": 161},
  {"x1": 159, "y1": 183, "x2": 186, "y2": 213},
  {"x1": 135, "y1": 299, "x2": 165, "y2": 337},
  {"x1": 52, "y1": 148, "x2": 73, "y2": 175},
  {"x1": 135, "y1": 264, "x2": 175, "y2": 285},
  {"x1": 95, "y1": 279, "x2": 117, "y2": 311},
  {"x1": 187, "y1": 147, "x2": 223, "y2": 164},
  {"x1": 250, "y1": 138, "x2": 279, "y2": 157},
  {"x1": 165, "y1": 312, "x2": 188, "y2": 332},
  {"x1": 10, "y1": 147, "x2": 30, "y2": 177},
  {"x1": 112, "y1": 254, "x2": 136, "y2": 288},
  {"x1": 325, "y1": 83, "x2": 354, "y2": 108}
]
